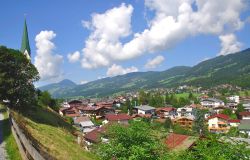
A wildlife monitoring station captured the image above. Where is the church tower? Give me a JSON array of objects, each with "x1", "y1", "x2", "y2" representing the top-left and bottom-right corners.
[{"x1": 20, "y1": 18, "x2": 31, "y2": 60}]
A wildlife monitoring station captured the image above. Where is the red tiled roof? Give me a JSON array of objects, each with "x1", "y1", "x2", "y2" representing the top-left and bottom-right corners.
[
  {"x1": 239, "y1": 112, "x2": 250, "y2": 116},
  {"x1": 84, "y1": 127, "x2": 106, "y2": 143},
  {"x1": 105, "y1": 113, "x2": 132, "y2": 121},
  {"x1": 132, "y1": 114, "x2": 152, "y2": 118},
  {"x1": 165, "y1": 133, "x2": 189, "y2": 149},
  {"x1": 207, "y1": 114, "x2": 229, "y2": 120},
  {"x1": 228, "y1": 119, "x2": 240, "y2": 123},
  {"x1": 156, "y1": 107, "x2": 175, "y2": 112}
]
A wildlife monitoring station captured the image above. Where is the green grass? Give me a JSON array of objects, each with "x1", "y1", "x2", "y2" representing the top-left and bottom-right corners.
[
  {"x1": 239, "y1": 90, "x2": 250, "y2": 96},
  {"x1": 175, "y1": 92, "x2": 200, "y2": 99},
  {"x1": 11, "y1": 106, "x2": 98, "y2": 160},
  {"x1": 0, "y1": 104, "x2": 22, "y2": 160}
]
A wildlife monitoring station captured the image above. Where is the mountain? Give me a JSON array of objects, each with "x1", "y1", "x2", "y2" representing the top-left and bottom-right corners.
[
  {"x1": 40, "y1": 48, "x2": 250, "y2": 98},
  {"x1": 39, "y1": 79, "x2": 77, "y2": 97}
]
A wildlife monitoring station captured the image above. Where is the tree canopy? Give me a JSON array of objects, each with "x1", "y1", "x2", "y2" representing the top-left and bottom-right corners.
[
  {"x1": 96, "y1": 121, "x2": 168, "y2": 160},
  {"x1": 0, "y1": 46, "x2": 39, "y2": 108}
]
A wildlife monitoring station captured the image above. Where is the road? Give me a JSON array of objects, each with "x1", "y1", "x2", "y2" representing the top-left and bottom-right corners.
[{"x1": 0, "y1": 113, "x2": 7, "y2": 160}]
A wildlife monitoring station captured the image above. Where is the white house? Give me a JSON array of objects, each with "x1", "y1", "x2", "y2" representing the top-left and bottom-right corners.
[
  {"x1": 134, "y1": 105, "x2": 156, "y2": 115},
  {"x1": 176, "y1": 106, "x2": 194, "y2": 117},
  {"x1": 243, "y1": 103, "x2": 250, "y2": 112},
  {"x1": 102, "y1": 113, "x2": 132, "y2": 125},
  {"x1": 227, "y1": 95, "x2": 240, "y2": 104},
  {"x1": 200, "y1": 98, "x2": 225, "y2": 108}
]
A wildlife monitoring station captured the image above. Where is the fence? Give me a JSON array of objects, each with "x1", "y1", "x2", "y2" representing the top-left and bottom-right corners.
[{"x1": 9, "y1": 112, "x2": 54, "y2": 160}]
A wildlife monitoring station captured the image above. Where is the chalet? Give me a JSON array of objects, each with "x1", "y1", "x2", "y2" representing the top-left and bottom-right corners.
[
  {"x1": 68, "y1": 100, "x2": 82, "y2": 107},
  {"x1": 59, "y1": 107, "x2": 80, "y2": 118},
  {"x1": 173, "y1": 117, "x2": 194, "y2": 130},
  {"x1": 207, "y1": 114, "x2": 230, "y2": 133},
  {"x1": 79, "y1": 106, "x2": 115, "y2": 117},
  {"x1": 74, "y1": 116, "x2": 95, "y2": 133},
  {"x1": 84, "y1": 126, "x2": 107, "y2": 146},
  {"x1": 95, "y1": 102, "x2": 114, "y2": 108},
  {"x1": 132, "y1": 114, "x2": 152, "y2": 120},
  {"x1": 238, "y1": 120, "x2": 250, "y2": 137},
  {"x1": 134, "y1": 105, "x2": 156, "y2": 115},
  {"x1": 165, "y1": 133, "x2": 197, "y2": 151},
  {"x1": 200, "y1": 98, "x2": 225, "y2": 108},
  {"x1": 156, "y1": 107, "x2": 176, "y2": 118},
  {"x1": 239, "y1": 112, "x2": 250, "y2": 120},
  {"x1": 103, "y1": 113, "x2": 132, "y2": 124},
  {"x1": 176, "y1": 106, "x2": 194, "y2": 118}
]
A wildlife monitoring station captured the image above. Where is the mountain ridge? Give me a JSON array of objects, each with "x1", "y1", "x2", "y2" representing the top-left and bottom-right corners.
[{"x1": 39, "y1": 48, "x2": 250, "y2": 98}]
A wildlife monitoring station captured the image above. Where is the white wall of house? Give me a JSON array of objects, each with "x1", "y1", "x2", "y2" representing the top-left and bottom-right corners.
[
  {"x1": 208, "y1": 117, "x2": 228, "y2": 128},
  {"x1": 229, "y1": 122, "x2": 240, "y2": 127},
  {"x1": 138, "y1": 109, "x2": 146, "y2": 114},
  {"x1": 208, "y1": 117, "x2": 219, "y2": 128},
  {"x1": 201, "y1": 101, "x2": 224, "y2": 108},
  {"x1": 242, "y1": 115, "x2": 250, "y2": 120},
  {"x1": 227, "y1": 96, "x2": 240, "y2": 104}
]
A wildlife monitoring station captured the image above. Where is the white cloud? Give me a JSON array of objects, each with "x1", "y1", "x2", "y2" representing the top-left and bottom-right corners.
[
  {"x1": 218, "y1": 33, "x2": 242, "y2": 55},
  {"x1": 145, "y1": 55, "x2": 165, "y2": 69},
  {"x1": 78, "y1": 0, "x2": 246, "y2": 69},
  {"x1": 106, "y1": 64, "x2": 138, "y2": 77},
  {"x1": 34, "y1": 31, "x2": 64, "y2": 81},
  {"x1": 80, "y1": 80, "x2": 88, "y2": 85},
  {"x1": 67, "y1": 51, "x2": 80, "y2": 63}
]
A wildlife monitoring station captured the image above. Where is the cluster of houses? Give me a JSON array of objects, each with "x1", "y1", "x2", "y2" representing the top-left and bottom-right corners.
[{"x1": 58, "y1": 95, "x2": 250, "y2": 149}]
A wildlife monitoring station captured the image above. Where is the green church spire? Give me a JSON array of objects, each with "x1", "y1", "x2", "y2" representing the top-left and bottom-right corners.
[{"x1": 21, "y1": 18, "x2": 31, "y2": 59}]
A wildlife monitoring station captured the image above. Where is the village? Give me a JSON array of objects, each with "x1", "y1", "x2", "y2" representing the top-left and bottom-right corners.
[{"x1": 58, "y1": 87, "x2": 250, "y2": 151}]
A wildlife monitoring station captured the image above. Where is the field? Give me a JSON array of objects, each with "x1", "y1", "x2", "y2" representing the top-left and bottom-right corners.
[
  {"x1": 0, "y1": 104, "x2": 22, "y2": 160},
  {"x1": 11, "y1": 106, "x2": 97, "y2": 160},
  {"x1": 174, "y1": 92, "x2": 201, "y2": 99},
  {"x1": 239, "y1": 90, "x2": 250, "y2": 96}
]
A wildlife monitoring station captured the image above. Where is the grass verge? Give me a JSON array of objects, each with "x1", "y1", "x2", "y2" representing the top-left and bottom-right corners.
[
  {"x1": 0, "y1": 104, "x2": 22, "y2": 160},
  {"x1": 11, "y1": 106, "x2": 98, "y2": 160}
]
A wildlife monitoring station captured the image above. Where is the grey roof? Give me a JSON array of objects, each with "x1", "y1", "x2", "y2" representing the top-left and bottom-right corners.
[
  {"x1": 80, "y1": 121, "x2": 95, "y2": 127},
  {"x1": 134, "y1": 105, "x2": 155, "y2": 111},
  {"x1": 240, "y1": 120, "x2": 250, "y2": 125}
]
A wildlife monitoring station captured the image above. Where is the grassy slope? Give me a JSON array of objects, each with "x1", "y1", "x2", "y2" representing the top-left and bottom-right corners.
[
  {"x1": 11, "y1": 106, "x2": 97, "y2": 160},
  {"x1": 0, "y1": 104, "x2": 22, "y2": 160}
]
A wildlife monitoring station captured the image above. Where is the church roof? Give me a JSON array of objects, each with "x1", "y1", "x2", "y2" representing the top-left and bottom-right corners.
[{"x1": 21, "y1": 19, "x2": 31, "y2": 56}]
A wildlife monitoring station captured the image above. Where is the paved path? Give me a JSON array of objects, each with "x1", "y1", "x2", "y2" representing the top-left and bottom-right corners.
[{"x1": 0, "y1": 113, "x2": 7, "y2": 160}]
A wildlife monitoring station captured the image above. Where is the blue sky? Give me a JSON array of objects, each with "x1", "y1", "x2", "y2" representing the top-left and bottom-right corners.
[{"x1": 1, "y1": 0, "x2": 250, "y2": 86}]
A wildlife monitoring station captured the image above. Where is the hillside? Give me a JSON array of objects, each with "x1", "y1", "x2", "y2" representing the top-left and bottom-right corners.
[
  {"x1": 10, "y1": 106, "x2": 97, "y2": 160},
  {"x1": 39, "y1": 79, "x2": 76, "y2": 97},
  {"x1": 40, "y1": 48, "x2": 250, "y2": 98}
]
